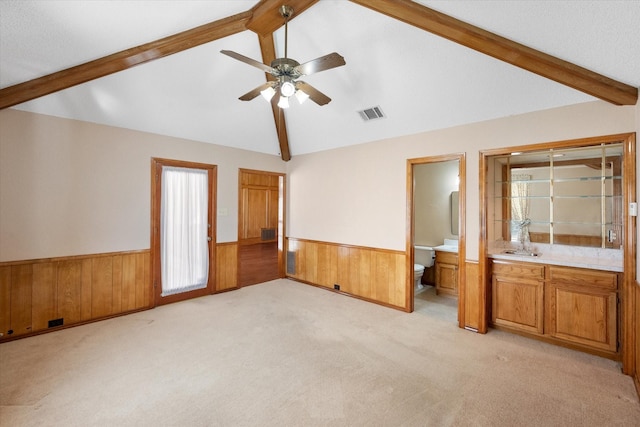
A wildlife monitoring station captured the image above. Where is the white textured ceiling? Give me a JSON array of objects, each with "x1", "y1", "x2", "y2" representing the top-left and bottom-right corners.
[{"x1": 1, "y1": 1, "x2": 639, "y2": 158}]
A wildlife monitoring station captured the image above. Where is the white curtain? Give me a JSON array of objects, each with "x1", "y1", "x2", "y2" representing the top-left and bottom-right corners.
[
  {"x1": 161, "y1": 166, "x2": 209, "y2": 296},
  {"x1": 511, "y1": 174, "x2": 531, "y2": 244}
]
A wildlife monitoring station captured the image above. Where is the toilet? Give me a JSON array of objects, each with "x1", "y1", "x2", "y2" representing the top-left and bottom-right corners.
[{"x1": 414, "y1": 245, "x2": 435, "y2": 290}]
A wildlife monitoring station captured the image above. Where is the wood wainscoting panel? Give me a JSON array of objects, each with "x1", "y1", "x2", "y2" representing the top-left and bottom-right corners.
[
  {"x1": 302, "y1": 241, "x2": 319, "y2": 285},
  {"x1": 0, "y1": 267, "x2": 11, "y2": 337},
  {"x1": 91, "y1": 256, "x2": 114, "y2": 319},
  {"x1": 31, "y1": 262, "x2": 56, "y2": 332},
  {"x1": 112, "y1": 255, "x2": 124, "y2": 314},
  {"x1": 0, "y1": 250, "x2": 151, "y2": 341},
  {"x1": 135, "y1": 252, "x2": 150, "y2": 309},
  {"x1": 287, "y1": 238, "x2": 406, "y2": 310},
  {"x1": 371, "y1": 250, "x2": 406, "y2": 307},
  {"x1": 338, "y1": 246, "x2": 372, "y2": 298},
  {"x1": 121, "y1": 255, "x2": 137, "y2": 312},
  {"x1": 216, "y1": 242, "x2": 238, "y2": 291},
  {"x1": 315, "y1": 243, "x2": 338, "y2": 289},
  {"x1": 635, "y1": 282, "x2": 640, "y2": 397},
  {"x1": 285, "y1": 239, "x2": 338, "y2": 288},
  {"x1": 10, "y1": 265, "x2": 33, "y2": 337},
  {"x1": 464, "y1": 262, "x2": 480, "y2": 331},
  {"x1": 57, "y1": 260, "x2": 83, "y2": 325}
]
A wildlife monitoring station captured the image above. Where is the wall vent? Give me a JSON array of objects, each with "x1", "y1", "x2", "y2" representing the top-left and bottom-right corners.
[
  {"x1": 261, "y1": 228, "x2": 276, "y2": 241},
  {"x1": 358, "y1": 106, "x2": 385, "y2": 121},
  {"x1": 48, "y1": 318, "x2": 64, "y2": 328},
  {"x1": 286, "y1": 251, "x2": 296, "y2": 275}
]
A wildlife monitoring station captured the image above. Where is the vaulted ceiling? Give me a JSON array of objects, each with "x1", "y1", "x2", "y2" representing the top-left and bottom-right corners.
[{"x1": 1, "y1": 1, "x2": 639, "y2": 161}]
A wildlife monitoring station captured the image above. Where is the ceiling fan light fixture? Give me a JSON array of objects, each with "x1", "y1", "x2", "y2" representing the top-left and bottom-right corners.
[
  {"x1": 280, "y1": 81, "x2": 296, "y2": 97},
  {"x1": 295, "y1": 88, "x2": 309, "y2": 104},
  {"x1": 277, "y1": 95, "x2": 290, "y2": 109},
  {"x1": 260, "y1": 86, "x2": 276, "y2": 102}
]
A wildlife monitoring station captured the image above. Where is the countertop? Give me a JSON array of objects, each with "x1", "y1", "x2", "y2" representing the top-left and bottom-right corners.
[
  {"x1": 488, "y1": 242, "x2": 623, "y2": 272},
  {"x1": 434, "y1": 239, "x2": 459, "y2": 253},
  {"x1": 434, "y1": 245, "x2": 458, "y2": 253}
]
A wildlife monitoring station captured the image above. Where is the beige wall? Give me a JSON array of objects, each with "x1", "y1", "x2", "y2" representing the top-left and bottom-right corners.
[
  {"x1": 1, "y1": 101, "x2": 636, "y2": 264},
  {"x1": 0, "y1": 109, "x2": 285, "y2": 262},
  {"x1": 287, "y1": 101, "x2": 637, "y2": 260}
]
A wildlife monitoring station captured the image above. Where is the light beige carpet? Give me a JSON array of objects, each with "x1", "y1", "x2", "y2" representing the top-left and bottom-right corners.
[{"x1": 1, "y1": 279, "x2": 639, "y2": 426}]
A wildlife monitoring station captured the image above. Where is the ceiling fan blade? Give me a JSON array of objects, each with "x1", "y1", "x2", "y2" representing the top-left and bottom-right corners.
[
  {"x1": 239, "y1": 82, "x2": 274, "y2": 101},
  {"x1": 296, "y1": 81, "x2": 332, "y2": 106},
  {"x1": 294, "y1": 52, "x2": 345, "y2": 76},
  {"x1": 220, "y1": 50, "x2": 275, "y2": 74}
]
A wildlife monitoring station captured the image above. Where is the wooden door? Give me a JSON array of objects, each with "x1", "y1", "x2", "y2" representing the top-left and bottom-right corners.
[
  {"x1": 151, "y1": 158, "x2": 217, "y2": 306},
  {"x1": 238, "y1": 169, "x2": 284, "y2": 286}
]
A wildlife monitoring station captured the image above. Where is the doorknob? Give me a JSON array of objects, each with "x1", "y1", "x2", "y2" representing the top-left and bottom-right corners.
[{"x1": 207, "y1": 236, "x2": 212, "y2": 241}]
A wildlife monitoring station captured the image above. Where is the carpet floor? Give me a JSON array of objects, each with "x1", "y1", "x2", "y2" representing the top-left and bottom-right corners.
[{"x1": 1, "y1": 279, "x2": 639, "y2": 426}]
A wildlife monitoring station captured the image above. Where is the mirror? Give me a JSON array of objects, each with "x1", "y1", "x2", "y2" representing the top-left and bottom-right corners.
[
  {"x1": 451, "y1": 191, "x2": 459, "y2": 236},
  {"x1": 491, "y1": 143, "x2": 623, "y2": 249}
]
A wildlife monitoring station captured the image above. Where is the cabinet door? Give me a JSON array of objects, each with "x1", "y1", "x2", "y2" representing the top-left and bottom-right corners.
[
  {"x1": 492, "y1": 275, "x2": 544, "y2": 334},
  {"x1": 435, "y1": 262, "x2": 457, "y2": 296},
  {"x1": 546, "y1": 282, "x2": 617, "y2": 352}
]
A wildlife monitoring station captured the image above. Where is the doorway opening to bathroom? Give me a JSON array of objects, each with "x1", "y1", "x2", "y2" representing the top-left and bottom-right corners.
[{"x1": 406, "y1": 154, "x2": 465, "y2": 327}]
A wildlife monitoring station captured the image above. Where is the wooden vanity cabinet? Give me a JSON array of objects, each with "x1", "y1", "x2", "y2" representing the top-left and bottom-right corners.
[
  {"x1": 490, "y1": 260, "x2": 619, "y2": 357},
  {"x1": 435, "y1": 251, "x2": 458, "y2": 296}
]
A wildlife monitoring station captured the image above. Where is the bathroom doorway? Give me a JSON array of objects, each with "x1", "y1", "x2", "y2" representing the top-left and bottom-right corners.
[{"x1": 407, "y1": 154, "x2": 465, "y2": 326}]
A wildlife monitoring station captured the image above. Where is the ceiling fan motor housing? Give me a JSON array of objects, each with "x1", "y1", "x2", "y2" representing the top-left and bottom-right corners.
[{"x1": 271, "y1": 58, "x2": 302, "y2": 77}]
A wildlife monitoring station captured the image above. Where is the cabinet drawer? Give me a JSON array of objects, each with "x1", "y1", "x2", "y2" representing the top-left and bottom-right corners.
[
  {"x1": 435, "y1": 251, "x2": 457, "y2": 264},
  {"x1": 549, "y1": 266, "x2": 617, "y2": 290},
  {"x1": 491, "y1": 261, "x2": 544, "y2": 280}
]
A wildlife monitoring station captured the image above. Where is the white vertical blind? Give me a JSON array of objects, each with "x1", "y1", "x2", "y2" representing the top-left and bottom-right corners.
[{"x1": 160, "y1": 166, "x2": 209, "y2": 296}]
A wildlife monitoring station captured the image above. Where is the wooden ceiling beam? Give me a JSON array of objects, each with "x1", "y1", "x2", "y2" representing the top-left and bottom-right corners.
[
  {"x1": 246, "y1": 0, "x2": 319, "y2": 36},
  {"x1": 350, "y1": 0, "x2": 638, "y2": 106},
  {"x1": 258, "y1": 32, "x2": 291, "y2": 161},
  {"x1": 0, "y1": 11, "x2": 252, "y2": 110}
]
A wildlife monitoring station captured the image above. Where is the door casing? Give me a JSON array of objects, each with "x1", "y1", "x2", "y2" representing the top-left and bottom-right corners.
[{"x1": 151, "y1": 158, "x2": 217, "y2": 306}]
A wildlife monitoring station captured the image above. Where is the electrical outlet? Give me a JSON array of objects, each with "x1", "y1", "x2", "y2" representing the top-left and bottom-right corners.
[{"x1": 334, "y1": 284, "x2": 340, "y2": 290}]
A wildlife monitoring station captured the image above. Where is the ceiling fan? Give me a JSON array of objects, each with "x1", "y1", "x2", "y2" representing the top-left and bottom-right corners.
[{"x1": 221, "y1": 5, "x2": 346, "y2": 109}]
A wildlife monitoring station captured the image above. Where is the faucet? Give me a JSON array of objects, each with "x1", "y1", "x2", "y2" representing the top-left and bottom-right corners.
[{"x1": 518, "y1": 219, "x2": 531, "y2": 252}]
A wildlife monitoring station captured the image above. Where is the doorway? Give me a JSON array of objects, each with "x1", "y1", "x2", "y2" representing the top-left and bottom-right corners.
[
  {"x1": 237, "y1": 169, "x2": 285, "y2": 286},
  {"x1": 407, "y1": 154, "x2": 465, "y2": 326},
  {"x1": 151, "y1": 158, "x2": 217, "y2": 306}
]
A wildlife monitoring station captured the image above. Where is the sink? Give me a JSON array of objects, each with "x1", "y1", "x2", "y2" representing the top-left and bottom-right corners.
[{"x1": 502, "y1": 250, "x2": 540, "y2": 257}]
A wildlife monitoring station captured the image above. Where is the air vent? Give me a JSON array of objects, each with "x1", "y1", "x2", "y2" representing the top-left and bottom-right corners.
[
  {"x1": 261, "y1": 228, "x2": 276, "y2": 241},
  {"x1": 286, "y1": 251, "x2": 296, "y2": 275},
  {"x1": 358, "y1": 106, "x2": 385, "y2": 121}
]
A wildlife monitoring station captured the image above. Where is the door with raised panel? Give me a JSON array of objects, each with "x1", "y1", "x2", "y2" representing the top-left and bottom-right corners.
[
  {"x1": 546, "y1": 267, "x2": 618, "y2": 353},
  {"x1": 491, "y1": 261, "x2": 545, "y2": 335}
]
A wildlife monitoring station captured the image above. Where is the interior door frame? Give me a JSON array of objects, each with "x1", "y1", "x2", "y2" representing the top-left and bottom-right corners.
[
  {"x1": 406, "y1": 153, "x2": 466, "y2": 326},
  {"x1": 151, "y1": 158, "x2": 217, "y2": 306},
  {"x1": 237, "y1": 168, "x2": 287, "y2": 284}
]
